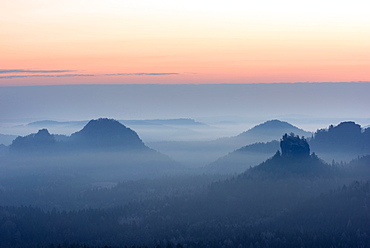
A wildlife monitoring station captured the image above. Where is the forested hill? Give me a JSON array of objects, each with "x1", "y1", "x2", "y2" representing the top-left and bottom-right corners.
[
  {"x1": 236, "y1": 119, "x2": 311, "y2": 140},
  {"x1": 10, "y1": 118, "x2": 150, "y2": 154},
  {"x1": 310, "y1": 121, "x2": 370, "y2": 153},
  {"x1": 4, "y1": 118, "x2": 178, "y2": 182},
  {"x1": 246, "y1": 133, "x2": 330, "y2": 177},
  {"x1": 207, "y1": 121, "x2": 370, "y2": 174},
  {"x1": 69, "y1": 118, "x2": 148, "y2": 151}
]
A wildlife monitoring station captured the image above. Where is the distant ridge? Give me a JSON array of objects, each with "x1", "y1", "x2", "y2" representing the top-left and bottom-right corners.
[
  {"x1": 236, "y1": 119, "x2": 311, "y2": 140},
  {"x1": 27, "y1": 120, "x2": 87, "y2": 126},
  {"x1": 26, "y1": 118, "x2": 205, "y2": 127},
  {"x1": 122, "y1": 118, "x2": 205, "y2": 126},
  {"x1": 217, "y1": 119, "x2": 312, "y2": 150},
  {"x1": 213, "y1": 119, "x2": 311, "y2": 157}
]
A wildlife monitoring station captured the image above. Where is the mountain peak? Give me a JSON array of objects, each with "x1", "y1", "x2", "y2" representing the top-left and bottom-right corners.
[
  {"x1": 250, "y1": 120, "x2": 303, "y2": 132},
  {"x1": 256, "y1": 119, "x2": 293, "y2": 128},
  {"x1": 236, "y1": 119, "x2": 311, "y2": 142},
  {"x1": 35, "y1": 128, "x2": 52, "y2": 138},
  {"x1": 82, "y1": 118, "x2": 125, "y2": 132},
  {"x1": 70, "y1": 118, "x2": 147, "y2": 150},
  {"x1": 248, "y1": 133, "x2": 328, "y2": 176},
  {"x1": 10, "y1": 128, "x2": 56, "y2": 153}
]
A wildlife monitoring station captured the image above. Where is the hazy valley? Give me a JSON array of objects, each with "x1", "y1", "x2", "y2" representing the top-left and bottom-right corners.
[{"x1": 0, "y1": 113, "x2": 370, "y2": 247}]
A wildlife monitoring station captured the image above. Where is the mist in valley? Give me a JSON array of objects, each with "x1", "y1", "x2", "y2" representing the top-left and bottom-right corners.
[{"x1": 0, "y1": 84, "x2": 370, "y2": 247}]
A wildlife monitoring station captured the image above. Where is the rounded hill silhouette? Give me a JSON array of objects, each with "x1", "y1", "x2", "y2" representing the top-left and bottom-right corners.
[
  {"x1": 237, "y1": 120, "x2": 311, "y2": 139},
  {"x1": 69, "y1": 118, "x2": 147, "y2": 151},
  {"x1": 310, "y1": 121, "x2": 368, "y2": 153}
]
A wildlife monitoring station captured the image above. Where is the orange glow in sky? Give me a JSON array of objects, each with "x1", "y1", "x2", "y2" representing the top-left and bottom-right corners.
[{"x1": 1, "y1": 0, "x2": 370, "y2": 86}]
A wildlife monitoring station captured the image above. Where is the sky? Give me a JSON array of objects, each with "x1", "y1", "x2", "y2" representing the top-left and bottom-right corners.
[
  {"x1": 0, "y1": 83, "x2": 369, "y2": 128},
  {"x1": 1, "y1": 0, "x2": 370, "y2": 86}
]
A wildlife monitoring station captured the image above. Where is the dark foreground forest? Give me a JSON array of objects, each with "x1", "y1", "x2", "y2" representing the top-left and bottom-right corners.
[{"x1": 1, "y1": 167, "x2": 370, "y2": 247}]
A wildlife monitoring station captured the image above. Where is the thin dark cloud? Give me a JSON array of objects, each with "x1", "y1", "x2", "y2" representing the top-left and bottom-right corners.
[
  {"x1": 0, "y1": 69, "x2": 75, "y2": 74},
  {"x1": 105, "y1": 73, "x2": 179, "y2": 76},
  {"x1": 0, "y1": 70, "x2": 179, "y2": 79},
  {"x1": 0, "y1": 74, "x2": 95, "y2": 79}
]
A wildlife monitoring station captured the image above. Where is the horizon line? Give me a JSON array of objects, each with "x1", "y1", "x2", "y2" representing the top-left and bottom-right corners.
[{"x1": 1, "y1": 81, "x2": 370, "y2": 88}]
